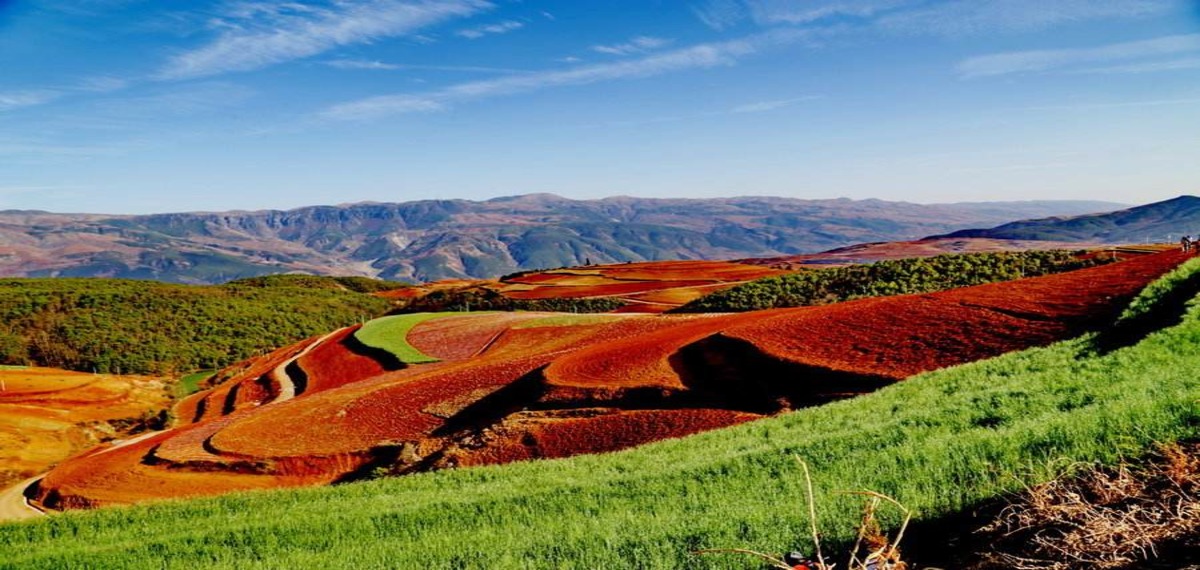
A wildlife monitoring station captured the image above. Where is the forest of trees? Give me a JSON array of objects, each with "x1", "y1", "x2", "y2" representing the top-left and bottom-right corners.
[
  {"x1": 396, "y1": 286, "x2": 625, "y2": 314},
  {"x1": 0, "y1": 277, "x2": 396, "y2": 375},
  {"x1": 676, "y1": 250, "x2": 1109, "y2": 312}
]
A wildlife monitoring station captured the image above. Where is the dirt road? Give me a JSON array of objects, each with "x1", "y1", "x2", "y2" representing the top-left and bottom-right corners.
[{"x1": 0, "y1": 477, "x2": 44, "y2": 522}]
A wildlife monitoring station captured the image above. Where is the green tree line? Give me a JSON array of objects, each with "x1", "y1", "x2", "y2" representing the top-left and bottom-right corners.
[
  {"x1": 0, "y1": 277, "x2": 396, "y2": 375},
  {"x1": 677, "y1": 250, "x2": 1109, "y2": 312},
  {"x1": 396, "y1": 287, "x2": 625, "y2": 314}
]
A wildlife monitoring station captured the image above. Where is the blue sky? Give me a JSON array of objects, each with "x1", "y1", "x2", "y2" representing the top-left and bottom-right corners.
[{"x1": 1, "y1": 0, "x2": 1198, "y2": 214}]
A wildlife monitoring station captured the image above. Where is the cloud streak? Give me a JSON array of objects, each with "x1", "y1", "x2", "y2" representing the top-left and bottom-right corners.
[
  {"x1": 158, "y1": 0, "x2": 492, "y2": 80},
  {"x1": 324, "y1": 59, "x2": 521, "y2": 73},
  {"x1": 0, "y1": 91, "x2": 61, "y2": 112},
  {"x1": 732, "y1": 95, "x2": 821, "y2": 113},
  {"x1": 744, "y1": 0, "x2": 910, "y2": 25},
  {"x1": 456, "y1": 19, "x2": 523, "y2": 39},
  {"x1": 879, "y1": 0, "x2": 1181, "y2": 37},
  {"x1": 592, "y1": 36, "x2": 672, "y2": 56},
  {"x1": 959, "y1": 33, "x2": 1200, "y2": 77},
  {"x1": 324, "y1": 29, "x2": 814, "y2": 120}
]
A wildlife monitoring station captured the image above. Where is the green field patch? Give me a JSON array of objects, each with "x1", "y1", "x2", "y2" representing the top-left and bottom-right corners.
[
  {"x1": 353, "y1": 313, "x2": 452, "y2": 364},
  {"x1": 174, "y1": 370, "x2": 214, "y2": 398},
  {"x1": 3, "y1": 264, "x2": 1200, "y2": 569}
]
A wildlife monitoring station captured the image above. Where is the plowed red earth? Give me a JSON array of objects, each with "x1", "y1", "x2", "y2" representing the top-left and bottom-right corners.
[
  {"x1": 295, "y1": 326, "x2": 389, "y2": 393},
  {"x1": 440, "y1": 408, "x2": 762, "y2": 467},
  {"x1": 406, "y1": 312, "x2": 550, "y2": 360},
  {"x1": 182, "y1": 335, "x2": 323, "y2": 424},
  {"x1": 502, "y1": 280, "x2": 719, "y2": 299},
  {"x1": 496, "y1": 260, "x2": 789, "y2": 309},
  {"x1": 32, "y1": 251, "x2": 1186, "y2": 509}
]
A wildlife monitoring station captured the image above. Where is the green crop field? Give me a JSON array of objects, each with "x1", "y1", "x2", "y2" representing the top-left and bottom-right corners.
[
  {"x1": 352, "y1": 313, "x2": 451, "y2": 364},
  {"x1": 2, "y1": 263, "x2": 1199, "y2": 569}
]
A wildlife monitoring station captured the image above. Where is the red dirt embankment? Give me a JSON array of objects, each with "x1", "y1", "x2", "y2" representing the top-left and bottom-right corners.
[{"x1": 30, "y1": 251, "x2": 1186, "y2": 510}]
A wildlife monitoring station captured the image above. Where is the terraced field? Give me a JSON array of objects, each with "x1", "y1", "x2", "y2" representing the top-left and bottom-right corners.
[
  {"x1": 501, "y1": 260, "x2": 791, "y2": 310},
  {"x1": 16, "y1": 249, "x2": 1187, "y2": 512},
  {"x1": 0, "y1": 368, "x2": 168, "y2": 488}
]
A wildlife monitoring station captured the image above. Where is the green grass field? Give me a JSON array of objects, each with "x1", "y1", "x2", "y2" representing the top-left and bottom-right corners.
[
  {"x1": 2, "y1": 267, "x2": 1199, "y2": 569},
  {"x1": 173, "y1": 370, "x2": 214, "y2": 399},
  {"x1": 351, "y1": 313, "x2": 450, "y2": 364}
]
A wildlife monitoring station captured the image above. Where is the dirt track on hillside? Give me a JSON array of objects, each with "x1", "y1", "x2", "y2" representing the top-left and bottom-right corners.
[{"x1": 0, "y1": 477, "x2": 43, "y2": 522}]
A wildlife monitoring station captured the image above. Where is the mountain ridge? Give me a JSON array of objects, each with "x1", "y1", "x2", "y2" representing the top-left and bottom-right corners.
[
  {"x1": 0, "y1": 194, "x2": 1127, "y2": 284},
  {"x1": 941, "y1": 195, "x2": 1200, "y2": 243}
]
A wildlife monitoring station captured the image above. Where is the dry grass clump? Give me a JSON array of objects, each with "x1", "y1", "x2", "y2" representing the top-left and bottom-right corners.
[
  {"x1": 978, "y1": 443, "x2": 1200, "y2": 569},
  {"x1": 699, "y1": 458, "x2": 917, "y2": 570}
]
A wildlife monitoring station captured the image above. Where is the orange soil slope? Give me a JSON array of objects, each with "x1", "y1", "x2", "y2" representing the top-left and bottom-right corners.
[
  {"x1": 31, "y1": 251, "x2": 1185, "y2": 509},
  {"x1": 495, "y1": 260, "x2": 791, "y2": 311},
  {"x1": 0, "y1": 368, "x2": 167, "y2": 487}
]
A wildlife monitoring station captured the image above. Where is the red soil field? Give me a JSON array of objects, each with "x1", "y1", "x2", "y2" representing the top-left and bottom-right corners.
[
  {"x1": 495, "y1": 260, "x2": 790, "y2": 309},
  {"x1": 725, "y1": 250, "x2": 1188, "y2": 380},
  {"x1": 502, "y1": 279, "x2": 719, "y2": 300},
  {"x1": 31, "y1": 250, "x2": 1186, "y2": 509},
  {"x1": 295, "y1": 326, "x2": 389, "y2": 393},
  {"x1": 184, "y1": 335, "x2": 324, "y2": 424},
  {"x1": 440, "y1": 408, "x2": 762, "y2": 467},
  {"x1": 407, "y1": 312, "x2": 549, "y2": 360}
]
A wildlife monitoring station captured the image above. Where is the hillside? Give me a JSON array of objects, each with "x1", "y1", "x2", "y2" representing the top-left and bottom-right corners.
[
  {"x1": 0, "y1": 196, "x2": 1122, "y2": 283},
  {"x1": 942, "y1": 195, "x2": 1200, "y2": 243},
  {"x1": 19, "y1": 251, "x2": 1183, "y2": 511},
  {"x1": 2, "y1": 252, "x2": 1198, "y2": 569}
]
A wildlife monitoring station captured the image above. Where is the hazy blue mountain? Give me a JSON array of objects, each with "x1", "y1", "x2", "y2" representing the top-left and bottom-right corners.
[{"x1": 0, "y1": 194, "x2": 1128, "y2": 283}]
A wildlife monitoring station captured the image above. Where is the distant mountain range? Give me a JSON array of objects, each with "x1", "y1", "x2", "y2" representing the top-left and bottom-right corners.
[
  {"x1": 942, "y1": 195, "x2": 1199, "y2": 243},
  {"x1": 0, "y1": 194, "x2": 1125, "y2": 284}
]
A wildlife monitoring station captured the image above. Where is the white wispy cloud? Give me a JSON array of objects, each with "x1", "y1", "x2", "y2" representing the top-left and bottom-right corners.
[
  {"x1": 456, "y1": 19, "x2": 523, "y2": 39},
  {"x1": 879, "y1": 0, "x2": 1180, "y2": 37},
  {"x1": 592, "y1": 36, "x2": 673, "y2": 56},
  {"x1": 324, "y1": 59, "x2": 521, "y2": 73},
  {"x1": 325, "y1": 59, "x2": 404, "y2": 70},
  {"x1": 959, "y1": 34, "x2": 1200, "y2": 77},
  {"x1": 692, "y1": 0, "x2": 746, "y2": 31},
  {"x1": 77, "y1": 76, "x2": 131, "y2": 93},
  {"x1": 324, "y1": 29, "x2": 813, "y2": 120},
  {"x1": 158, "y1": 0, "x2": 492, "y2": 80},
  {"x1": 732, "y1": 95, "x2": 821, "y2": 113},
  {"x1": 744, "y1": 0, "x2": 911, "y2": 25},
  {"x1": 1071, "y1": 57, "x2": 1200, "y2": 75},
  {"x1": 0, "y1": 91, "x2": 62, "y2": 112}
]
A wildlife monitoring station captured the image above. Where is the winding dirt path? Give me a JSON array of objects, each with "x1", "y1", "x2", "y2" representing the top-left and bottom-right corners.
[
  {"x1": 272, "y1": 328, "x2": 343, "y2": 401},
  {"x1": 0, "y1": 477, "x2": 44, "y2": 522}
]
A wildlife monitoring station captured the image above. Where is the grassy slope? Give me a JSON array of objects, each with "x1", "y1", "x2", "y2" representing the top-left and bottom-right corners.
[
  {"x1": 352, "y1": 313, "x2": 450, "y2": 364},
  {"x1": 3, "y1": 267, "x2": 1200, "y2": 569},
  {"x1": 173, "y1": 371, "x2": 214, "y2": 399}
]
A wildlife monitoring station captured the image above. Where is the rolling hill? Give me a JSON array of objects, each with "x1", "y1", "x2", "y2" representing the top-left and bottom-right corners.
[
  {"x1": 941, "y1": 195, "x2": 1200, "y2": 243},
  {"x1": 0, "y1": 195, "x2": 1122, "y2": 283}
]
